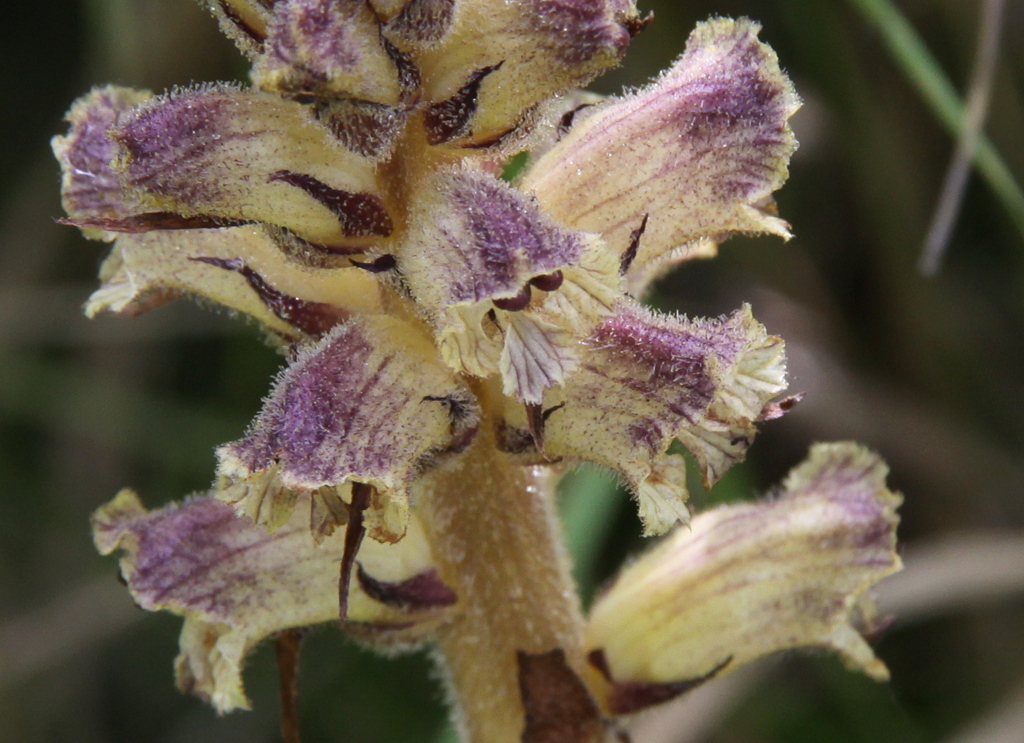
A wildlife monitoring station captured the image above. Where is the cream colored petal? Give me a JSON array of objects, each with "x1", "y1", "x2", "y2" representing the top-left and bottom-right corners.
[
  {"x1": 499, "y1": 311, "x2": 578, "y2": 405},
  {"x1": 584, "y1": 443, "x2": 902, "y2": 714},
  {"x1": 85, "y1": 226, "x2": 382, "y2": 338},
  {"x1": 505, "y1": 302, "x2": 786, "y2": 534},
  {"x1": 93, "y1": 489, "x2": 457, "y2": 713},
  {"x1": 113, "y1": 86, "x2": 393, "y2": 248},
  {"x1": 522, "y1": 17, "x2": 799, "y2": 296},
  {"x1": 203, "y1": 0, "x2": 274, "y2": 57},
  {"x1": 394, "y1": 0, "x2": 638, "y2": 148}
]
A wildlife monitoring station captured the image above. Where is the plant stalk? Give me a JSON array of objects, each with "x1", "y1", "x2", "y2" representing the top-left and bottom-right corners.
[{"x1": 417, "y1": 418, "x2": 591, "y2": 743}]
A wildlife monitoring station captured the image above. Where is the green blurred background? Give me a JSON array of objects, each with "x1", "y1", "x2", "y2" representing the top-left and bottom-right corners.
[{"x1": 2, "y1": 0, "x2": 1023, "y2": 741}]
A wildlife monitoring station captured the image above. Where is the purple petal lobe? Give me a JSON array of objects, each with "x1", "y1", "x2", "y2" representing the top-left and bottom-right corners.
[
  {"x1": 356, "y1": 564, "x2": 458, "y2": 609},
  {"x1": 528, "y1": 302, "x2": 787, "y2": 534},
  {"x1": 528, "y1": 0, "x2": 631, "y2": 66},
  {"x1": 255, "y1": 0, "x2": 403, "y2": 103},
  {"x1": 523, "y1": 17, "x2": 800, "y2": 295},
  {"x1": 92, "y1": 489, "x2": 454, "y2": 712},
  {"x1": 403, "y1": 167, "x2": 584, "y2": 308},
  {"x1": 219, "y1": 316, "x2": 479, "y2": 502},
  {"x1": 52, "y1": 86, "x2": 152, "y2": 238}
]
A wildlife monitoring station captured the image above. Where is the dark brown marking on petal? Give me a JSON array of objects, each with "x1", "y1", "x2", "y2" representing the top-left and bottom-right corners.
[
  {"x1": 541, "y1": 403, "x2": 564, "y2": 424},
  {"x1": 264, "y1": 225, "x2": 368, "y2": 272},
  {"x1": 525, "y1": 402, "x2": 546, "y2": 453},
  {"x1": 524, "y1": 402, "x2": 565, "y2": 455},
  {"x1": 387, "y1": 0, "x2": 455, "y2": 44},
  {"x1": 190, "y1": 256, "x2": 348, "y2": 336},
  {"x1": 494, "y1": 420, "x2": 536, "y2": 455},
  {"x1": 529, "y1": 271, "x2": 564, "y2": 292},
  {"x1": 276, "y1": 629, "x2": 303, "y2": 743},
  {"x1": 606, "y1": 656, "x2": 733, "y2": 714},
  {"x1": 517, "y1": 648, "x2": 604, "y2": 743},
  {"x1": 422, "y1": 394, "x2": 480, "y2": 453},
  {"x1": 218, "y1": 0, "x2": 267, "y2": 45},
  {"x1": 492, "y1": 284, "x2": 532, "y2": 312},
  {"x1": 350, "y1": 254, "x2": 397, "y2": 273},
  {"x1": 424, "y1": 63, "x2": 503, "y2": 146},
  {"x1": 557, "y1": 104, "x2": 593, "y2": 139},
  {"x1": 624, "y1": 11, "x2": 655, "y2": 38},
  {"x1": 315, "y1": 100, "x2": 405, "y2": 159},
  {"x1": 620, "y1": 214, "x2": 648, "y2": 275},
  {"x1": 758, "y1": 392, "x2": 804, "y2": 421},
  {"x1": 381, "y1": 35, "x2": 421, "y2": 96},
  {"x1": 58, "y1": 213, "x2": 253, "y2": 233},
  {"x1": 461, "y1": 104, "x2": 537, "y2": 150},
  {"x1": 339, "y1": 483, "x2": 372, "y2": 619},
  {"x1": 269, "y1": 170, "x2": 394, "y2": 237},
  {"x1": 356, "y1": 564, "x2": 458, "y2": 610}
]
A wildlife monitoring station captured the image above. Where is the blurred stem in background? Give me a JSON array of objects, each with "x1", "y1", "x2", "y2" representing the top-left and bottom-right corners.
[{"x1": 849, "y1": 0, "x2": 1024, "y2": 247}]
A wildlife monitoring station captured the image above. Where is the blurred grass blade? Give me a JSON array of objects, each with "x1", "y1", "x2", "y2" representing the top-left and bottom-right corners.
[
  {"x1": 848, "y1": 0, "x2": 1024, "y2": 243},
  {"x1": 919, "y1": 0, "x2": 1007, "y2": 275}
]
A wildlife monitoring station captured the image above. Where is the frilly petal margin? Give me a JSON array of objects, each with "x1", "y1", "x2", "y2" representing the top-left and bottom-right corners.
[
  {"x1": 583, "y1": 443, "x2": 902, "y2": 715},
  {"x1": 217, "y1": 315, "x2": 480, "y2": 542},
  {"x1": 92, "y1": 490, "x2": 458, "y2": 713},
  {"x1": 502, "y1": 302, "x2": 788, "y2": 535},
  {"x1": 522, "y1": 17, "x2": 800, "y2": 296}
]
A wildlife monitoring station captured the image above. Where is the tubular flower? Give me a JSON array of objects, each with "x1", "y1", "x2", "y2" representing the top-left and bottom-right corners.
[{"x1": 59, "y1": 3, "x2": 902, "y2": 742}]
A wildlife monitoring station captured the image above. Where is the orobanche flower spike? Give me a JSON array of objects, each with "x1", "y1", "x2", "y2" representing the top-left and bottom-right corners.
[{"x1": 57, "y1": 2, "x2": 903, "y2": 742}]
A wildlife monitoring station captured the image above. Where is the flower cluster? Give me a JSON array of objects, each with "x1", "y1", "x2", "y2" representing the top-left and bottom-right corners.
[{"x1": 55, "y1": 1, "x2": 902, "y2": 741}]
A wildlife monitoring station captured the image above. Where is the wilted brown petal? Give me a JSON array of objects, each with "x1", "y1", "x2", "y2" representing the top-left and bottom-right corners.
[
  {"x1": 92, "y1": 490, "x2": 457, "y2": 713},
  {"x1": 584, "y1": 443, "x2": 902, "y2": 714},
  {"x1": 85, "y1": 226, "x2": 382, "y2": 338},
  {"x1": 217, "y1": 315, "x2": 480, "y2": 542},
  {"x1": 522, "y1": 17, "x2": 799, "y2": 296},
  {"x1": 501, "y1": 303, "x2": 787, "y2": 534}
]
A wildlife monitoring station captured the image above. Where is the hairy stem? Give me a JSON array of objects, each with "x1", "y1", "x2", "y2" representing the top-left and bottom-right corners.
[{"x1": 417, "y1": 419, "x2": 592, "y2": 743}]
